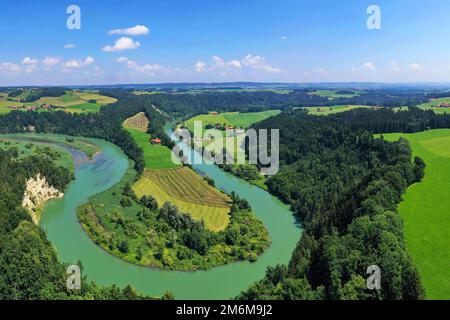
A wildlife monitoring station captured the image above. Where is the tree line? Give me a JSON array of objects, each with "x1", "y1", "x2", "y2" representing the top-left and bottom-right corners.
[{"x1": 238, "y1": 110, "x2": 428, "y2": 299}]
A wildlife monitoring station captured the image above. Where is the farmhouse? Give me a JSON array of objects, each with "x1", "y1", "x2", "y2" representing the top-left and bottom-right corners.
[
  {"x1": 8, "y1": 106, "x2": 20, "y2": 109},
  {"x1": 150, "y1": 138, "x2": 162, "y2": 144},
  {"x1": 209, "y1": 111, "x2": 219, "y2": 115},
  {"x1": 438, "y1": 103, "x2": 450, "y2": 108},
  {"x1": 26, "y1": 106, "x2": 37, "y2": 111}
]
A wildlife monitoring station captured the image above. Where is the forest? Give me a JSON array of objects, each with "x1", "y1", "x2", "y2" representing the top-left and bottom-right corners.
[
  {"x1": 0, "y1": 147, "x2": 168, "y2": 300},
  {"x1": 105, "y1": 88, "x2": 434, "y2": 118},
  {"x1": 238, "y1": 110, "x2": 431, "y2": 299}
]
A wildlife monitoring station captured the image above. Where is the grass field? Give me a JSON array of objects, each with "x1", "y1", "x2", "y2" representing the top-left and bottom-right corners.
[
  {"x1": 0, "y1": 133, "x2": 100, "y2": 159},
  {"x1": 125, "y1": 127, "x2": 178, "y2": 170},
  {"x1": 381, "y1": 129, "x2": 450, "y2": 299},
  {"x1": 133, "y1": 167, "x2": 231, "y2": 231},
  {"x1": 308, "y1": 90, "x2": 361, "y2": 99},
  {"x1": 417, "y1": 97, "x2": 450, "y2": 114},
  {"x1": 185, "y1": 110, "x2": 281, "y2": 133},
  {"x1": 301, "y1": 105, "x2": 372, "y2": 115},
  {"x1": 123, "y1": 112, "x2": 149, "y2": 132},
  {"x1": 124, "y1": 113, "x2": 231, "y2": 231},
  {"x1": 0, "y1": 90, "x2": 117, "y2": 114},
  {"x1": 0, "y1": 138, "x2": 74, "y2": 172}
]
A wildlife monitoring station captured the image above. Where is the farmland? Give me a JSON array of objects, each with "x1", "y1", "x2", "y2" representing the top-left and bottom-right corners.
[
  {"x1": 417, "y1": 97, "x2": 450, "y2": 114},
  {"x1": 124, "y1": 113, "x2": 232, "y2": 231},
  {"x1": 308, "y1": 89, "x2": 361, "y2": 99},
  {"x1": 133, "y1": 167, "x2": 231, "y2": 232},
  {"x1": 184, "y1": 110, "x2": 281, "y2": 133},
  {"x1": 301, "y1": 105, "x2": 372, "y2": 115},
  {"x1": 123, "y1": 112, "x2": 150, "y2": 132},
  {"x1": 381, "y1": 129, "x2": 450, "y2": 299},
  {"x1": 0, "y1": 90, "x2": 117, "y2": 114},
  {"x1": 125, "y1": 127, "x2": 177, "y2": 170}
]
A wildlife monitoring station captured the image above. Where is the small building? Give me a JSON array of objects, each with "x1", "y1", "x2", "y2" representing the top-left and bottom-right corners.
[
  {"x1": 150, "y1": 138, "x2": 162, "y2": 144},
  {"x1": 42, "y1": 104, "x2": 51, "y2": 110},
  {"x1": 8, "y1": 105, "x2": 20, "y2": 109},
  {"x1": 439, "y1": 103, "x2": 450, "y2": 108},
  {"x1": 209, "y1": 111, "x2": 219, "y2": 115},
  {"x1": 26, "y1": 106, "x2": 37, "y2": 111}
]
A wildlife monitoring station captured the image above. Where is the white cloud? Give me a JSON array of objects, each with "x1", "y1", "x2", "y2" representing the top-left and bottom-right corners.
[
  {"x1": 102, "y1": 37, "x2": 141, "y2": 52},
  {"x1": 43, "y1": 57, "x2": 61, "y2": 67},
  {"x1": 195, "y1": 61, "x2": 207, "y2": 72},
  {"x1": 22, "y1": 57, "x2": 38, "y2": 65},
  {"x1": 64, "y1": 44, "x2": 76, "y2": 49},
  {"x1": 281, "y1": 36, "x2": 288, "y2": 40},
  {"x1": 44, "y1": 57, "x2": 60, "y2": 66},
  {"x1": 117, "y1": 56, "x2": 178, "y2": 75},
  {"x1": 0, "y1": 62, "x2": 21, "y2": 73},
  {"x1": 389, "y1": 60, "x2": 401, "y2": 72},
  {"x1": 117, "y1": 56, "x2": 136, "y2": 68},
  {"x1": 312, "y1": 68, "x2": 329, "y2": 75},
  {"x1": 64, "y1": 56, "x2": 95, "y2": 68},
  {"x1": 196, "y1": 54, "x2": 281, "y2": 74},
  {"x1": 84, "y1": 56, "x2": 94, "y2": 65},
  {"x1": 212, "y1": 56, "x2": 242, "y2": 69},
  {"x1": 408, "y1": 63, "x2": 424, "y2": 71},
  {"x1": 362, "y1": 62, "x2": 376, "y2": 72},
  {"x1": 242, "y1": 54, "x2": 281, "y2": 73},
  {"x1": 109, "y1": 25, "x2": 150, "y2": 36},
  {"x1": 21, "y1": 57, "x2": 38, "y2": 73}
]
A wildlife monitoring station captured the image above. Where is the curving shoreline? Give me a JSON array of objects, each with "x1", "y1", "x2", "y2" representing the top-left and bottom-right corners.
[{"x1": 21, "y1": 134, "x2": 301, "y2": 299}]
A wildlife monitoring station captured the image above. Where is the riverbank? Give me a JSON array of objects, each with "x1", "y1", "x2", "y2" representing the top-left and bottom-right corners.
[{"x1": 37, "y1": 134, "x2": 300, "y2": 299}]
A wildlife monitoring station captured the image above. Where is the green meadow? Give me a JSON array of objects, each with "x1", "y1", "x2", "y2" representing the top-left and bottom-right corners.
[
  {"x1": 125, "y1": 127, "x2": 178, "y2": 170},
  {"x1": 308, "y1": 90, "x2": 360, "y2": 99},
  {"x1": 417, "y1": 97, "x2": 450, "y2": 114},
  {"x1": 381, "y1": 129, "x2": 450, "y2": 299},
  {"x1": 0, "y1": 138, "x2": 74, "y2": 173},
  {"x1": 0, "y1": 90, "x2": 117, "y2": 114},
  {"x1": 185, "y1": 110, "x2": 281, "y2": 132},
  {"x1": 302, "y1": 105, "x2": 371, "y2": 115}
]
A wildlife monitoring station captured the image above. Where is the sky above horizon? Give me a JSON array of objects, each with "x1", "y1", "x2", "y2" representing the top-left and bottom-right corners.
[{"x1": 1, "y1": 0, "x2": 450, "y2": 86}]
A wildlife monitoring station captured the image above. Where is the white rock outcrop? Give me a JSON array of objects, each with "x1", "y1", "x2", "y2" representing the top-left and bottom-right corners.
[{"x1": 22, "y1": 174, "x2": 64, "y2": 224}]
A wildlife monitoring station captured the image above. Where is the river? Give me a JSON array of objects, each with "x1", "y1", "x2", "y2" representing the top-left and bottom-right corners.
[{"x1": 19, "y1": 134, "x2": 301, "y2": 299}]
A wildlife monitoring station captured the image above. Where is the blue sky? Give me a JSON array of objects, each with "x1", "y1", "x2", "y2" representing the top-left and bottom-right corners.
[{"x1": 1, "y1": 0, "x2": 450, "y2": 85}]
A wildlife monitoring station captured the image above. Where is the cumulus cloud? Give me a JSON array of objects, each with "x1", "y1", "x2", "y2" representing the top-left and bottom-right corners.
[
  {"x1": 43, "y1": 57, "x2": 61, "y2": 67},
  {"x1": 212, "y1": 56, "x2": 242, "y2": 69},
  {"x1": 242, "y1": 54, "x2": 281, "y2": 73},
  {"x1": 117, "y1": 56, "x2": 178, "y2": 75},
  {"x1": 64, "y1": 44, "x2": 76, "y2": 49},
  {"x1": 109, "y1": 25, "x2": 150, "y2": 36},
  {"x1": 0, "y1": 62, "x2": 21, "y2": 73},
  {"x1": 64, "y1": 56, "x2": 95, "y2": 68},
  {"x1": 22, "y1": 57, "x2": 38, "y2": 65},
  {"x1": 389, "y1": 60, "x2": 401, "y2": 72},
  {"x1": 21, "y1": 57, "x2": 39, "y2": 72},
  {"x1": 102, "y1": 37, "x2": 141, "y2": 52},
  {"x1": 408, "y1": 63, "x2": 424, "y2": 71},
  {"x1": 362, "y1": 62, "x2": 376, "y2": 72},
  {"x1": 195, "y1": 61, "x2": 207, "y2": 72},
  {"x1": 196, "y1": 54, "x2": 280, "y2": 74}
]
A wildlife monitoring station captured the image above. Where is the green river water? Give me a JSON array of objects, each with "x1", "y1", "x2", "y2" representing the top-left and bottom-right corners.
[{"x1": 19, "y1": 134, "x2": 301, "y2": 299}]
